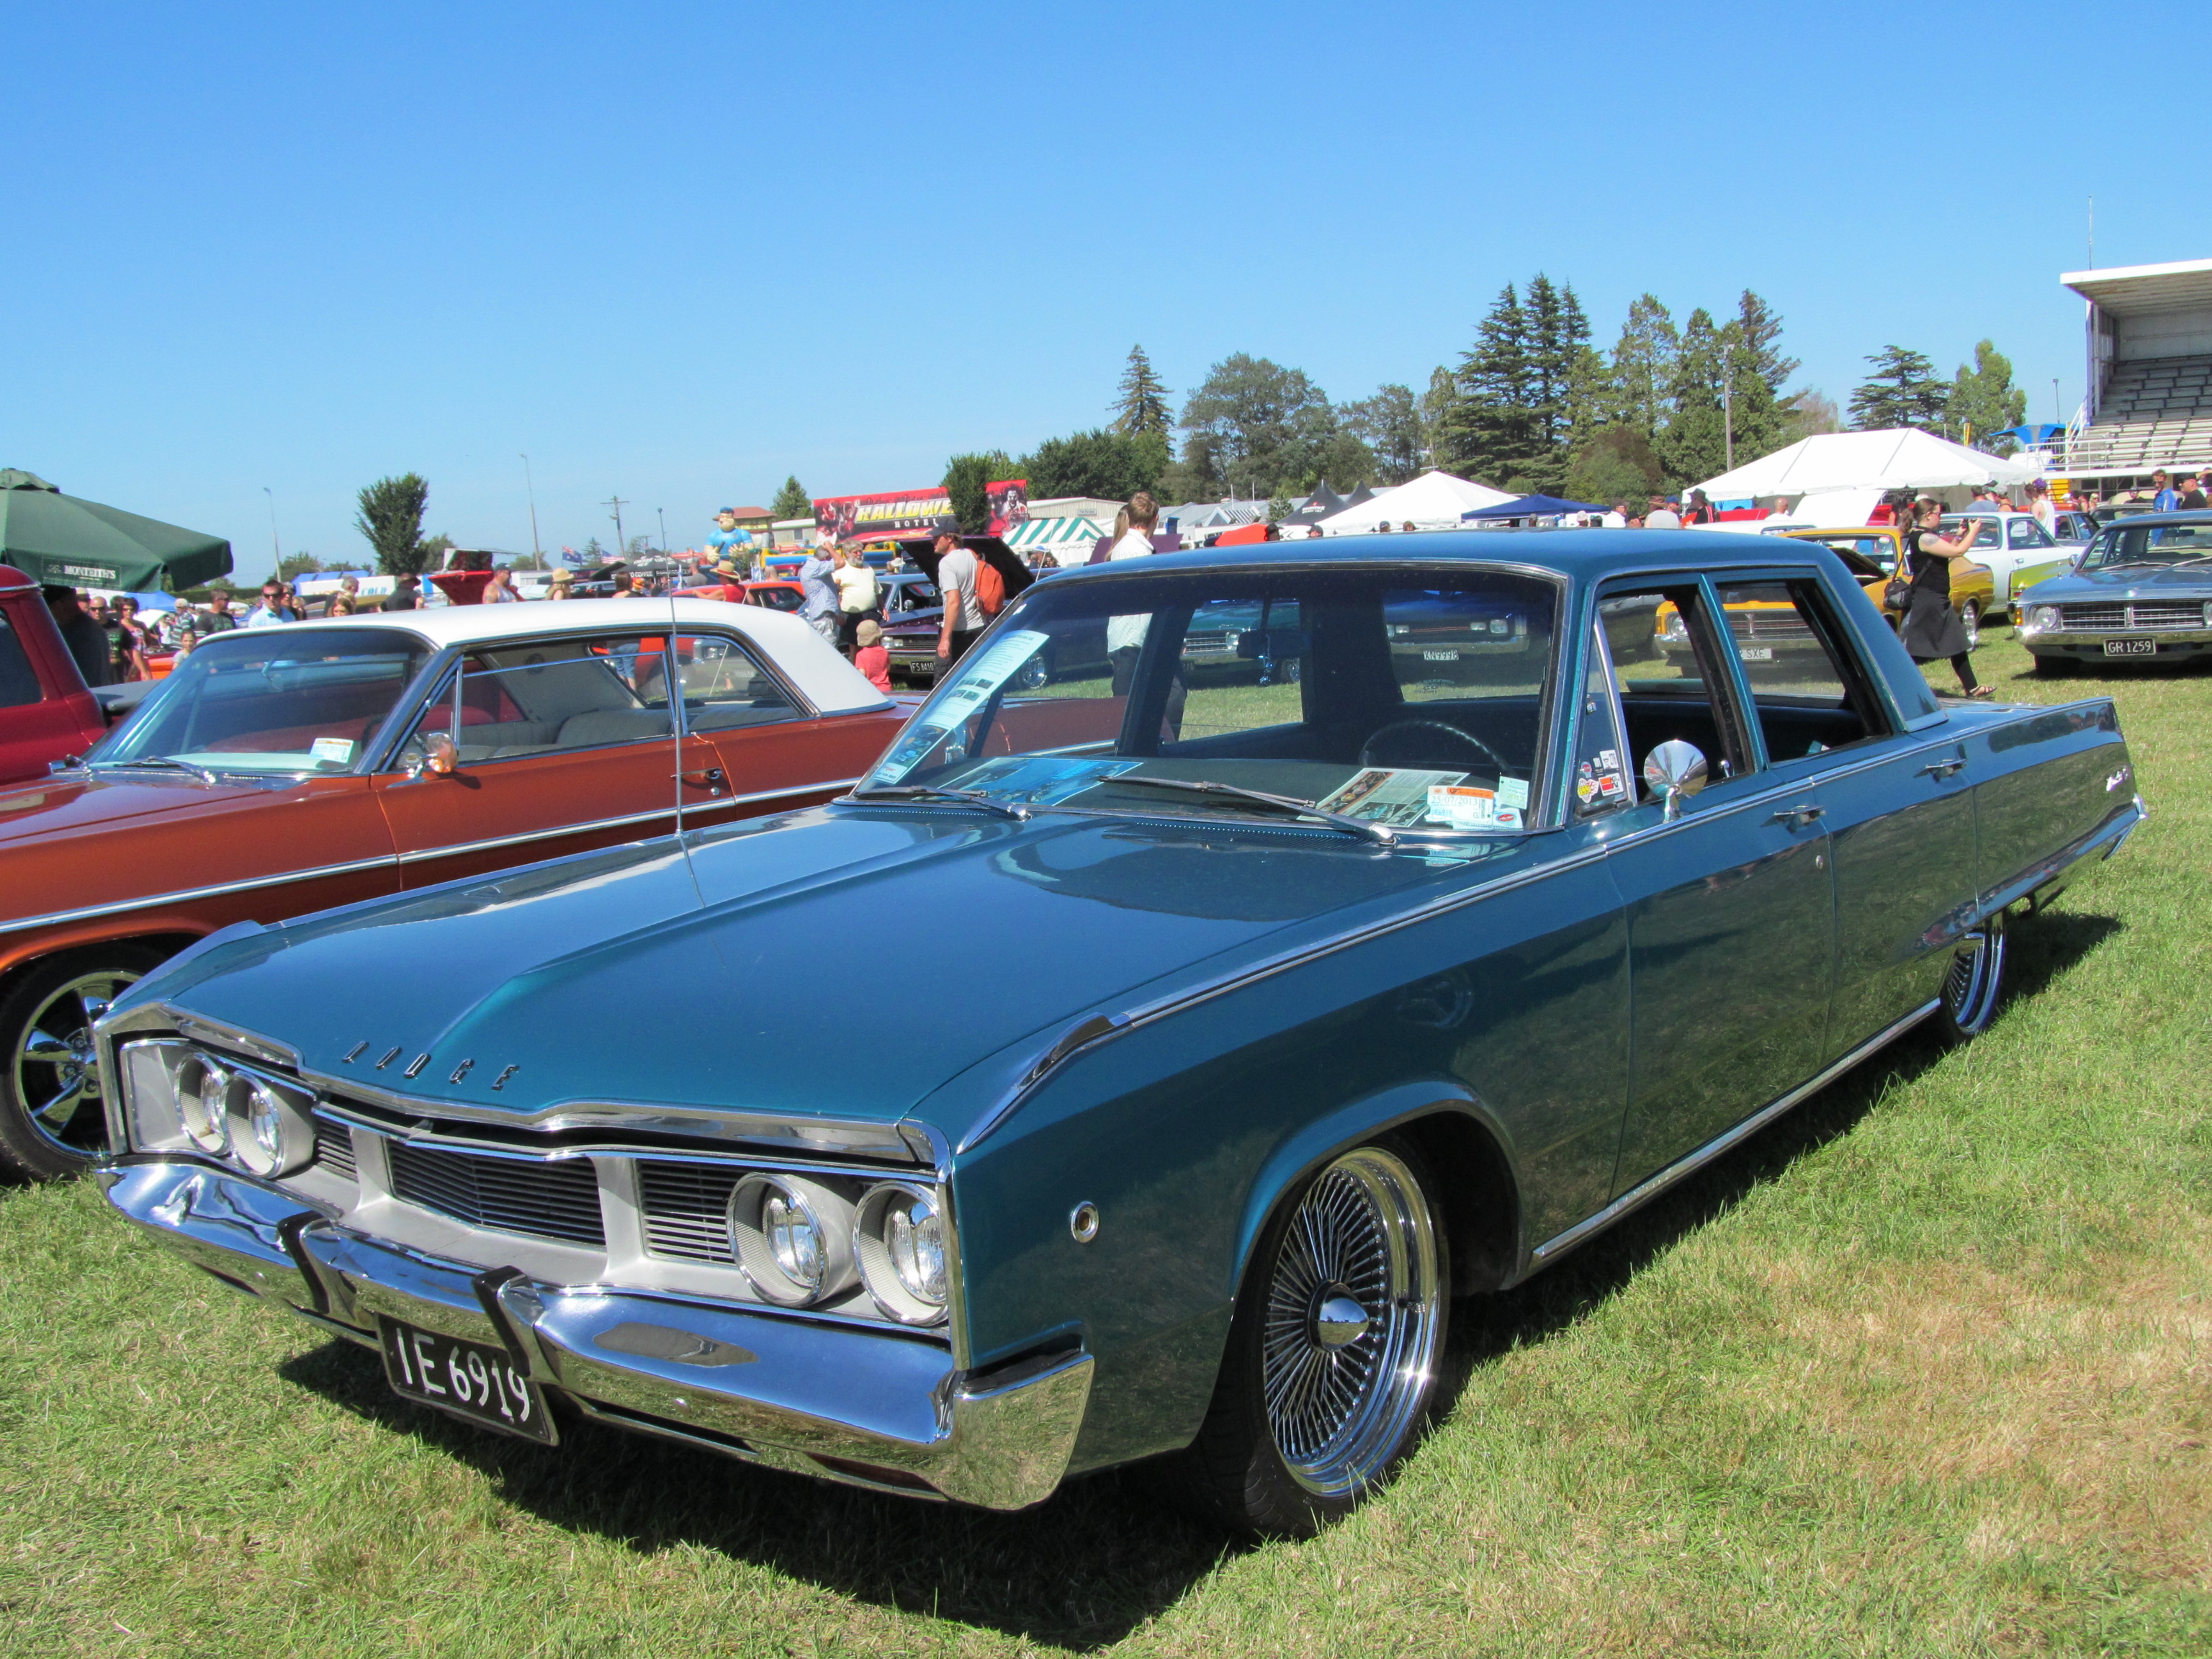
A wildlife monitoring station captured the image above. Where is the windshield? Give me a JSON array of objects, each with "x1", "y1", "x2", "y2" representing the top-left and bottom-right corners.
[
  {"x1": 863, "y1": 564, "x2": 1559, "y2": 834},
  {"x1": 2081, "y1": 520, "x2": 2212, "y2": 568},
  {"x1": 89, "y1": 627, "x2": 432, "y2": 775}
]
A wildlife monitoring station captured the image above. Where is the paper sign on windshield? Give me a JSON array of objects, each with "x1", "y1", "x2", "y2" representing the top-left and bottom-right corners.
[{"x1": 871, "y1": 630, "x2": 1051, "y2": 783}]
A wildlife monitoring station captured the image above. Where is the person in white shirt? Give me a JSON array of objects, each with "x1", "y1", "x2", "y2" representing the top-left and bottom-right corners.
[
  {"x1": 1102, "y1": 493, "x2": 1187, "y2": 733},
  {"x1": 482, "y1": 567, "x2": 522, "y2": 603},
  {"x1": 2028, "y1": 480, "x2": 2057, "y2": 531},
  {"x1": 832, "y1": 547, "x2": 881, "y2": 653},
  {"x1": 1644, "y1": 493, "x2": 1683, "y2": 529}
]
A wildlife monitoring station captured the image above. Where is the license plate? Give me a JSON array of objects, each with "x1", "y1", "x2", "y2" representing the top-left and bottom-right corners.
[
  {"x1": 1422, "y1": 649, "x2": 1460, "y2": 661},
  {"x1": 1738, "y1": 647, "x2": 1773, "y2": 661},
  {"x1": 379, "y1": 1316, "x2": 556, "y2": 1444},
  {"x1": 2103, "y1": 637, "x2": 2156, "y2": 657}
]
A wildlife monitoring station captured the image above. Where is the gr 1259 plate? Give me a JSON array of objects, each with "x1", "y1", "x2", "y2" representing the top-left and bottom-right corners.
[
  {"x1": 2103, "y1": 637, "x2": 2156, "y2": 657},
  {"x1": 378, "y1": 1317, "x2": 556, "y2": 1444}
]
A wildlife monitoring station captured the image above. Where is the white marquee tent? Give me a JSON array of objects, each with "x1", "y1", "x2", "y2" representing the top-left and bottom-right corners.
[
  {"x1": 1317, "y1": 469, "x2": 1514, "y2": 534},
  {"x1": 1692, "y1": 428, "x2": 2044, "y2": 504}
]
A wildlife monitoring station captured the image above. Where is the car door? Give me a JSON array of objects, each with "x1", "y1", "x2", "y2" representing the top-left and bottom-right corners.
[
  {"x1": 372, "y1": 627, "x2": 721, "y2": 887},
  {"x1": 672, "y1": 630, "x2": 885, "y2": 816},
  {"x1": 1585, "y1": 575, "x2": 1837, "y2": 1196}
]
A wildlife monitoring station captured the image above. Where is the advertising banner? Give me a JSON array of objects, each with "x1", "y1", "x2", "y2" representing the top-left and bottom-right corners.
[
  {"x1": 986, "y1": 478, "x2": 1030, "y2": 536},
  {"x1": 814, "y1": 487, "x2": 952, "y2": 544}
]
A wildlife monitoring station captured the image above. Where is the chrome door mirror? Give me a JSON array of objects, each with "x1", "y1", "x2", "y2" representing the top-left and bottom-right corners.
[
  {"x1": 405, "y1": 732, "x2": 461, "y2": 781},
  {"x1": 1641, "y1": 739, "x2": 1708, "y2": 820}
]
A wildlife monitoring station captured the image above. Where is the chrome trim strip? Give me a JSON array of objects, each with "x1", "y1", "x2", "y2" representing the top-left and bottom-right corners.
[
  {"x1": 317, "y1": 1102, "x2": 920, "y2": 1177},
  {"x1": 1974, "y1": 796, "x2": 2144, "y2": 917},
  {"x1": 1, "y1": 853, "x2": 404, "y2": 935},
  {"x1": 391, "y1": 778, "x2": 858, "y2": 867},
  {"x1": 1524, "y1": 997, "x2": 1942, "y2": 1269}
]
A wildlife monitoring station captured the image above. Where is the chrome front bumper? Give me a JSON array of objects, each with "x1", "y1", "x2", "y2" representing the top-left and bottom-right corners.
[
  {"x1": 104, "y1": 1159, "x2": 1092, "y2": 1510},
  {"x1": 2020, "y1": 626, "x2": 2212, "y2": 651}
]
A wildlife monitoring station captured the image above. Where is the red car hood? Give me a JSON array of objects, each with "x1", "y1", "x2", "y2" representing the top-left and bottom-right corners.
[{"x1": 0, "y1": 770, "x2": 279, "y2": 848}]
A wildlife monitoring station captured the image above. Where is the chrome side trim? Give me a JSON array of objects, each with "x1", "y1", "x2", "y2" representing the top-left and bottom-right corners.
[
  {"x1": 1, "y1": 853, "x2": 404, "y2": 935},
  {"x1": 390, "y1": 778, "x2": 856, "y2": 868},
  {"x1": 1973, "y1": 794, "x2": 2144, "y2": 917},
  {"x1": 1524, "y1": 997, "x2": 1941, "y2": 1271}
]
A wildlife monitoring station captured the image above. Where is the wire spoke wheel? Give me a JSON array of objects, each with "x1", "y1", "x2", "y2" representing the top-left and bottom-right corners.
[
  {"x1": 1257, "y1": 1146, "x2": 1442, "y2": 1499},
  {"x1": 1941, "y1": 912, "x2": 2008, "y2": 1038},
  {"x1": 6, "y1": 966, "x2": 144, "y2": 1164}
]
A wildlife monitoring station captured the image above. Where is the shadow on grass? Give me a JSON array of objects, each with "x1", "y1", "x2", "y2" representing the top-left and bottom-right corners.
[{"x1": 273, "y1": 907, "x2": 2122, "y2": 1652}]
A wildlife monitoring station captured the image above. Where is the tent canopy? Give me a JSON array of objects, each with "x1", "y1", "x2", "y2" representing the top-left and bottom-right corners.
[
  {"x1": 1004, "y1": 515, "x2": 1108, "y2": 548},
  {"x1": 1691, "y1": 429, "x2": 2042, "y2": 501},
  {"x1": 1463, "y1": 493, "x2": 1605, "y2": 521},
  {"x1": 0, "y1": 469, "x2": 232, "y2": 591},
  {"x1": 1318, "y1": 470, "x2": 1514, "y2": 534}
]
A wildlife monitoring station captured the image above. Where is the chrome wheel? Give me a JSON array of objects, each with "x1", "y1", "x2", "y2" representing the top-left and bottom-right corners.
[
  {"x1": 1259, "y1": 1146, "x2": 1442, "y2": 1498},
  {"x1": 1960, "y1": 601, "x2": 1982, "y2": 649},
  {"x1": 8, "y1": 967, "x2": 141, "y2": 1161},
  {"x1": 1941, "y1": 913, "x2": 2008, "y2": 1038}
]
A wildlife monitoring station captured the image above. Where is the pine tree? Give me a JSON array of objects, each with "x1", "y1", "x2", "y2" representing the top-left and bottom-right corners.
[
  {"x1": 1609, "y1": 295, "x2": 1680, "y2": 443},
  {"x1": 1658, "y1": 308, "x2": 1730, "y2": 485},
  {"x1": 1449, "y1": 284, "x2": 1544, "y2": 489},
  {"x1": 1848, "y1": 346, "x2": 1949, "y2": 431},
  {"x1": 770, "y1": 475, "x2": 811, "y2": 520},
  {"x1": 1112, "y1": 345, "x2": 1174, "y2": 437},
  {"x1": 1518, "y1": 274, "x2": 1593, "y2": 490}
]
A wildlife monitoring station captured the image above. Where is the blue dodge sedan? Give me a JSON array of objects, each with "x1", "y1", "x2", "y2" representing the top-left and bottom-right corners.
[{"x1": 98, "y1": 531, "x2": 2144, "y2": 1534}]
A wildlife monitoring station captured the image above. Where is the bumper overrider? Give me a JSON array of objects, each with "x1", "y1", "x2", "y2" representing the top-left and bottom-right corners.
[{"x1": 102, "y1": 1157, "x2": 1092, "y2": 1509}]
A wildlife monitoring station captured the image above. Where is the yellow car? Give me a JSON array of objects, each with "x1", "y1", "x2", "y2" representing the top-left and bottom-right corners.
[{"x1": 1775, "y1": 526, "x2": 1997, "y2": 647}]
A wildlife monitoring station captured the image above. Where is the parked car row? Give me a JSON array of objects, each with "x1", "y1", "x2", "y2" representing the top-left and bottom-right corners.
[{"x1": 85, "y1": 530, "x2": 2143, "y2": 1536}]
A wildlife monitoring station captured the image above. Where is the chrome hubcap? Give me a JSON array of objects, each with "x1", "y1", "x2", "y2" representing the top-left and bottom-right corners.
[
  {"x1": 1261, "y1": 1146, "x2": 1440, "y2": 1498},
  {"x1": 1943, "y1": 919, "x2": 2007, "y2": 1036},
  {"x1": 11, "y1": 970, "x2": 140, "y2": 1156}
]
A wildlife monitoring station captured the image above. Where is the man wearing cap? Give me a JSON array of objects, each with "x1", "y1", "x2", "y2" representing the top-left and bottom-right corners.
[
  {"x1": 932, "y1": 516, "x2": 988, "y2": 667},
  {"x1": 1645, "y1": 493, "x2": 1681, "y2": 529},
  {"x1": 707, "y1": 508, "x2": 755, "y2": 580}
]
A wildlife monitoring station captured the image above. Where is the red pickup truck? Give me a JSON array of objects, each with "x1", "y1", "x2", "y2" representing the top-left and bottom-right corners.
[{"x1": 0, "y1": 565, "x2": 104, "y2": 786}]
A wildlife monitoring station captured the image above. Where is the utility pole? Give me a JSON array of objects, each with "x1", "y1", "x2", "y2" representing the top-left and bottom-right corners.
[
  {"x1": 603, "y1": 493, "x2": 630, "y2": 558},
  {"x1": 521, "y1": 454, "x2": 543, "y2": 567},
  {"x1": 657, "y1": 507, "x2": 667, "y2": 555},
  {"x1": 262, "y1": 487, "x2": 282, "y2": 575},
  {"x1": 1721, "y1": 343, "x2": 1736, "y2": 470}
]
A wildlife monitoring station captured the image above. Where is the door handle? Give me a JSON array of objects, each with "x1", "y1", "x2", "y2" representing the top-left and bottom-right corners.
[
  {"x1": 1769, "y1": 804, "x2": 1825, "y2": 830},
  {"x1": 1917, "y1": 757, "x2": 1967, "y2": 779},
  {"x1": 675, "y1": 767, "x2": 727, "y2": 793}
]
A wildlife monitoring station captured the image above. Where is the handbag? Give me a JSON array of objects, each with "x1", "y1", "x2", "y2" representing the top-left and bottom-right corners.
[{"x1": 1884, "y1": 577, "x2": 1913, "y2": 611}]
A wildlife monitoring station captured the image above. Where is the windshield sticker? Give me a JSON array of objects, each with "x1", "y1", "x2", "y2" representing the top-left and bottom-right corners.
[
  {"x1": 310, "y1": 737, "x2": 356, "y2": 767},
  {"x1": 1496, "y1": 775, "x2": 1530, "y2": 810},
  {"x1": 1317, "y1": 768, "x2": 1468, "y2": 827},
  {"x1": 870, "y1": 629, "x2": 1053, "y2": 782},
  {"x1": 954, "y1": 755, "x2": 1138, "y2": 806},
  {"x1": 1426, "y1": 785, "x2": 1522, "y2": 830}
]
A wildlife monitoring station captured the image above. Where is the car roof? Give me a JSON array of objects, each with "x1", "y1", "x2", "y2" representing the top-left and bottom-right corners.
[
  {"x1": 2093, "y1": 510, "x2": 2212, "y2": 527},
  {"x1": 209, "y1": 597, "x2": 892, "y2": 716},
  {"x1": 1038, "y1": 526, "x2": 1858, "y2": 586}
]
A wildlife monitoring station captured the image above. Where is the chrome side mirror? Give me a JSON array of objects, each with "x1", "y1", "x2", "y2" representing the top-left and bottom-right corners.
[
  {"x1": 1642, "y1": 739, "x2": 1709, "y2": 821},
  {"x1": 406, "y1": 732, "x2": 461, "y2": 781}
]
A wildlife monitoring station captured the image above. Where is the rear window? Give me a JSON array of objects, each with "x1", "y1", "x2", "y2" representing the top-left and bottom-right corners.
[{"x1": 0, "y1": 611, "x2": 40, "y2": 709}]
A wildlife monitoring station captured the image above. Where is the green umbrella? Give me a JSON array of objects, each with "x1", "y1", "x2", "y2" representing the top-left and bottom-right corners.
[{"x1": 0, "y1": 469, "x2": 232, "y2": 591}]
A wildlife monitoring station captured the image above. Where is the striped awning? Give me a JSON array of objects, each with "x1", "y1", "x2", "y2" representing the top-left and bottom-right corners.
[{"x1": 1004, "y1": 516, "x2": 1109, "y2": 547}]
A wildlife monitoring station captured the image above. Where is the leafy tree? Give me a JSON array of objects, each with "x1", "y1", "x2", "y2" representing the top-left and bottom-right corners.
[
  {"x1": 770, "y1": 475, "x2": 811, "y2": 520},
  {"x1": 274, "y1": 552, "x2": 323, "y2": 584},
  {"x1": 1112, "y1": 345, "x2": 1173, "y2": 437},
  {"x1": 1156, "y1": 428, "x2": 1223, "y2": 503},
  {"x1": 1177, "y1": 354, "x2": 1339, "y2": 498},
  {"x1": 1607, "y1": 295, "x2": 1680, "y2": 442},
  {"x1": 1341, "y1": 384, "x2": 1426, "y2": 484},
  {"x1": 1848, "y1": 346, "x2": 1948, "y2": 431},
  {"x1": 1779, "y1": 389, "x2": 1842, "y2": 444},
  {"x1": 1714, "y1": 289, "x2": 1798, "y2": 463},
  {"x1": 1417, "y1": 367, "x2": 1460, "y2": 476},
  {"x1": 1951, "y1": 340, "x2": 2027, "y2": 450},
  {"x1": 354, "y1": 473, "x2": 431, "y2": 575},
  {"x1": 419, "y1": 534, "x2": 454, "y2": 572},
  {"x1": 942, "y1": 451, "x2": 1015, "y2": 532},
  {"x1": 1565, "y1": 426, "x2": 1663, "y2": 508},
  {"x1": 1020, "y1": 428, "x2": 1170, "y2": 502}
]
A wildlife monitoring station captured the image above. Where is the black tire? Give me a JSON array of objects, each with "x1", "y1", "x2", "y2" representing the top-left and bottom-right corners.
[
  {"x1": 1933, "y1": 911, "x2": 2007, "y2": 1043},
  {"x1": 0, "y1": 945, "x2": 167, "y2": 1180},
  {"x1": 2030, "y1": 653, "x2": 2077, "y2": 677},
  {"x1": 1170, "y1": 1136, "x2": 1449, "y2": 1536}
]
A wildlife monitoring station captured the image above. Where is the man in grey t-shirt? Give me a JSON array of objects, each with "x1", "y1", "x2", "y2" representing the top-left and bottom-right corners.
[{"x1": 932, "y1": 517, "x2": 987, "y2": 666}]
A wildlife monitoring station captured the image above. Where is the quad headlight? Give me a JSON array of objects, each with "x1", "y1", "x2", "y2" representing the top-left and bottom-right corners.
[
  {"x1": 171, "y1": 1050, "x2": 233, "y2": 1155},
  {"x1": 855, "y1": 1182, "x2": 950, "y2": 1325},
  {"x1": 118, "y1": 1039, "x2": 318, "y2": 1177},
  {"x1": 727, "y1": 1172, "x2": 858, "y2": 1307}
]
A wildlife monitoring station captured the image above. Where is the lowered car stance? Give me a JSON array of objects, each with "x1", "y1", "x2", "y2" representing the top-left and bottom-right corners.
[
  {"x1": 99, "y1": 534, "x2": 2141, "y2": 1535},
  {"x1": 0, "y1": 599, "x2": 906, "y2": 1179}
]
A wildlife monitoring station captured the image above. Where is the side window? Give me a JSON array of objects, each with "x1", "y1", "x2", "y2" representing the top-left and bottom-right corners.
[
  {"x1": 678, "y1": 635, "x2": 799, "y2": 734},
  {"x1": 0, "y1": 612, "x2": 41, "y2": 709},
  {"x1": 2008, "y1": 519, "x2": 2048, "y2": 549},
  {"x1": 1709, "y1": 579, "x2": 1891, "y2": 763},
  {"x1": 1591, "y1": 582, "x2": 1754, "y2": 803},
  {"x1": 398, "y1": 634, "x2": 675, "y2": 764}
]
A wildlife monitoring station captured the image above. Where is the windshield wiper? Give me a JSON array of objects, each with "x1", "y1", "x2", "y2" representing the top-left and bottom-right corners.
[
  {"x1": 89, "y1": 755, "x2": 219, "y2": 783},
  {"x1": 1095, "y1": 774, "x2": 1400, "y2": 845},
  {"x1": 846, "y1": 785, "x2": 1032, "y2": 822}
]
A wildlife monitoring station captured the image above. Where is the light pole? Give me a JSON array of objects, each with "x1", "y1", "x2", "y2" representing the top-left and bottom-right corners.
[
  {"x1": 657, "y1": 507, "x2": 667, "y2": 556},
  {"x1": 603, "y1": 493, "x2": 630, "y2": 558},
  {"x1": 1720, "y1": 343, "x2": 1736, "y2": 471},
  {"x1": 521, "y1": 454, "x2": 543, "y2": 568},
  {"x1": 263, "y1": 487, "x2": 282, "y2": 575}
]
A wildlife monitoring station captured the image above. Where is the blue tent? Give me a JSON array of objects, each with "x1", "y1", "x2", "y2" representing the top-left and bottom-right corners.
[{"x1": 1462, "y1": 493, "x2": 1606, "y2": 521}]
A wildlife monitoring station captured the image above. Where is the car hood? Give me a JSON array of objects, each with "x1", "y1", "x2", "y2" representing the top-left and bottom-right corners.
[
  {"x1": 0, "y1": 770, "x2": 282, "y2": 850},
  {"x1": 2018, "y1": 562, "x2": 2212, "y2": 603},
  {"x1": 130, "y1": 805, "x2": 1465, "y2": 1146}
]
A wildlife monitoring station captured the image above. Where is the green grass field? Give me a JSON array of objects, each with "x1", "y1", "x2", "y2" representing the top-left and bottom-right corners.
[{"x1": 2, "y1": 634, "x2": 2206, "y2": 1657}]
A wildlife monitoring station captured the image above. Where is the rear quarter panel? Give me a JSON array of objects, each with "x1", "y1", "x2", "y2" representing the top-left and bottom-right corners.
[{"x1": 1965, "y1": 699, "x2": 2135, "y2": 908}]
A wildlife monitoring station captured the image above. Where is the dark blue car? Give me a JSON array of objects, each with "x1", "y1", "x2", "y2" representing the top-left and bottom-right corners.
[
  {"x1": 99, "y1": 532, "x2": 2143, "y2": 1534},
  {"x1": 2015, "y1": 511, "x2": 2212, "y2": 672}
]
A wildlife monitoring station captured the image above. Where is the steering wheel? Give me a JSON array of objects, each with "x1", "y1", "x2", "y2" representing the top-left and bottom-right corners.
[{"x1": 1359, "y1": 719, "x2": 1514, "y2": 778}]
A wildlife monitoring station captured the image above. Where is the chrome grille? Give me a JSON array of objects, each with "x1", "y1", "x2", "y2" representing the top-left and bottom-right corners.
[
  {"x1": 385, "y1": 1141, "x2": 605, "y2": 1247},
  {"x1": 313, "y1": 1118, "x2": 357, "y2": 1181},
  {"x1": 1729, "y1": 612, "x2": 1813, "y2": 639},
  {"x1": 637, "y1": 1161, "x2": 740, "y2": 1263},
  {"x1": 2059, "y1": 602, "x2": 2206, "y2": 631}
]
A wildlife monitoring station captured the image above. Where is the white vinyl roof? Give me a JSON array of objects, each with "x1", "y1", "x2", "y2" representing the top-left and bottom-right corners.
[
  {"x1": 1317, "y1": 469, "x2": 1516, "y2": 533},
  {"x1": 2062, "y1": 258, "x2": 2212, "y2": 315},
  {"x1": 1691, "y1": 428, "x2": 2042, "y2": 499},
  {"x1": 255, "y1": 598, "x2": 892, "y2": 716}
]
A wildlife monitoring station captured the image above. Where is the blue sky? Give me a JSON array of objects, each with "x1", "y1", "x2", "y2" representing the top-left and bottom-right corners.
[{"x1": 9, "y1": 1, "x2": 2205, "y2": 576}]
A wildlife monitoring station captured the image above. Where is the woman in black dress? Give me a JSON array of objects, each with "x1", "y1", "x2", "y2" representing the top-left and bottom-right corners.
[{"x1": 1900, "y1": 498, "x2": 1990, "y2": 697}]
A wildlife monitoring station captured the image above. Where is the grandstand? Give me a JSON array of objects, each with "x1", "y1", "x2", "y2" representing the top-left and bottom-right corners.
[{"x1": 2060, "y1": 258, "x2": 2212, "y2": 487}]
